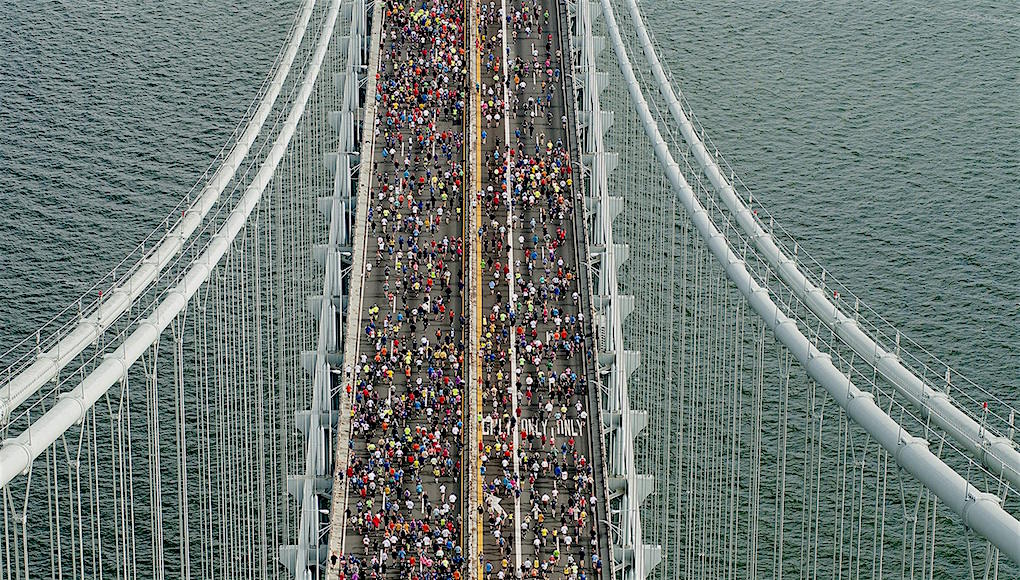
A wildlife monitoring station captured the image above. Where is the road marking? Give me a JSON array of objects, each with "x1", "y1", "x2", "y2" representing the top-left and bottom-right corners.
[
  {"x1": 498, "y1": 0, "x2": 523, "y2": 573},
  {"x1": 472, "y1": 7, "x2": 485, "y2": 577}
]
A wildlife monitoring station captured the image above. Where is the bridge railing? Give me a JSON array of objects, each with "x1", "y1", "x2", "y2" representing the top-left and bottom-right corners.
[{"x1": 569, "y1": 0, "x2": 659, "y2": 578}]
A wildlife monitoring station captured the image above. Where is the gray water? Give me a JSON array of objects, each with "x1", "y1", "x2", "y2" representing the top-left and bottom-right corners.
[
  {"x1": 0, "y1": 0, "x2": 296, "y2": 346},
  {"x1": 643, "y1": 0, "x2": 1020, "y2": 396}
]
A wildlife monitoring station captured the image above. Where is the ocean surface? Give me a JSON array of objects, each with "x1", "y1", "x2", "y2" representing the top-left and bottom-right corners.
[
  {"x1": 1, "y1": 3, "x2": 1017, "y2": 442},
  {"x1": 643, "y1": 0, "x2": 1019, "y2": 401},
  {"x1": 0, "y1": 0, "x2": 1018, "y2": 574},
  {"x1": 0, "y1": 0, "x2": 297, "y2": 349},
  {"x1": 4, "y1": 2, "x2": 1016, "y2": 387}
]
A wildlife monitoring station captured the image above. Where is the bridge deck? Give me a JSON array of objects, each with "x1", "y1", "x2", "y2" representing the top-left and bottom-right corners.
[
  {"x1": 331, "y1": 0, "x2": 469, "y2": 574},
  {"x1": 328, "y1": 0, "x2": 606, "y2": 575},
  {"x1": 476, "y1": 0, "x2": 605, "y2": 578}
]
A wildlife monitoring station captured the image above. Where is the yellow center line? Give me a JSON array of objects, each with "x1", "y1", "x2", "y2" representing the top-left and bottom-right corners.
[{"x1": 473, "y1": 16, "x2": 484, "y2": 580}]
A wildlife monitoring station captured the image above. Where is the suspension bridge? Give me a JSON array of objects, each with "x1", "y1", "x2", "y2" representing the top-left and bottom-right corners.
[{"x1": 1, "y1": 0, "x2": 1017, "y2": 578}]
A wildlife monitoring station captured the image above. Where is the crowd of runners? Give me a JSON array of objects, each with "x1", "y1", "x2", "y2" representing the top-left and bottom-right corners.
[
  {"x1": 331, "y1": 0, "x2": 605, "y2": 576},
  {"x1": 476, "y1": 0, "x2": 605, "y2": 578},
  {"x1": 333, "y1": 0, "x2": 469, "y2": 577}
]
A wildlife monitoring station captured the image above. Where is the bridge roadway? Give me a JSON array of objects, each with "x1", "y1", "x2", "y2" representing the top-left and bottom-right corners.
[
  {"x1": 330, "y1": 0, "x2": 469, "y2": 575},
  {"x1": 475, "y1": 0, "x2": 605, "y2": 577},
  {"x1": 328, "y1": 0, "x2": 606, "y2": 575}
]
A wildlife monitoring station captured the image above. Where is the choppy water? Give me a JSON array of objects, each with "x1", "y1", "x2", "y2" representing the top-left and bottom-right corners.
[
  {"x1": 644, "y1": 0, "x2": 1020, "y2": 395},
  {"x1": 0, "y1": 0, "x2": 296, "y2": 347},
  {"x1": 3, "y1": 1, "x2": 1015, "y2": 385}
]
